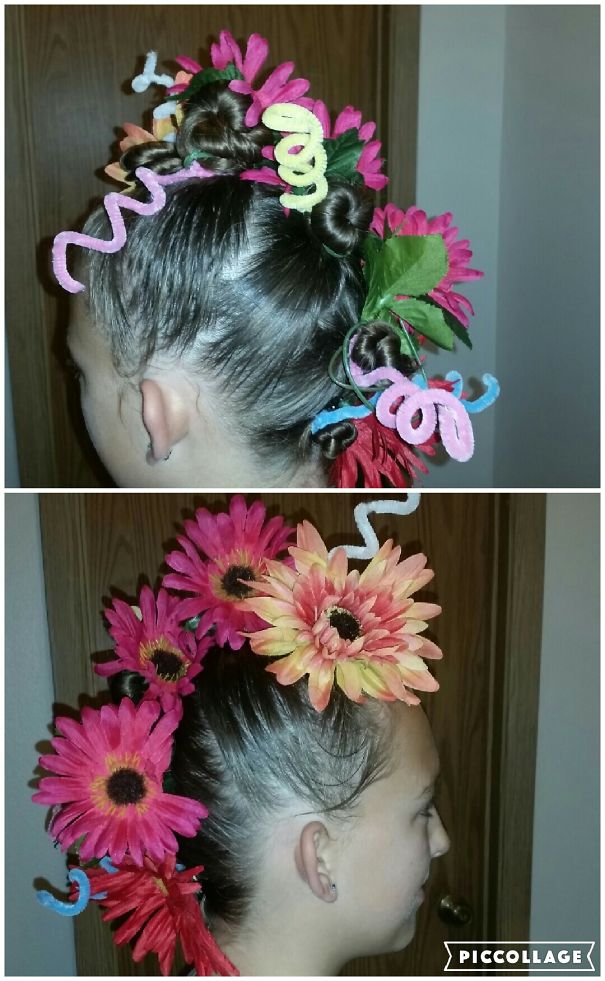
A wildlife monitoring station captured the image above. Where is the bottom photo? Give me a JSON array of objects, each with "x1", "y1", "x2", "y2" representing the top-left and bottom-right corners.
[{"x1": 6, "y1": 492, "x2": 599, "y2": 977}]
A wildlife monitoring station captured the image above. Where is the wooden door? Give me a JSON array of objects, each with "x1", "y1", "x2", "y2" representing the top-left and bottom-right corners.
[
  {"x1": 6, "y1": 5, "x2": 419, "y2": 487},
  {"x1": 38, "y1": 492, "x2": 545, "y2": 975}
]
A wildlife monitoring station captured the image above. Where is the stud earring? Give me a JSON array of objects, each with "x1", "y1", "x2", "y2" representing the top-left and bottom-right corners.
[
  {"x1": 331, "y1": 883, "x2": 336, "y2": 891},
  {"x1": 146, "y1": 441, "x2": 172, "y2": 463}
]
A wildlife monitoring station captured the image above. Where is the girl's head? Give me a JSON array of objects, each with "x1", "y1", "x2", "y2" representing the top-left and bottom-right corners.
[
  {"x1": 145, "y1": 642, "x2": 450, "y2": 974},
  {"x1": 67, "y1": 82, "x2": 416, "y2": 487}
]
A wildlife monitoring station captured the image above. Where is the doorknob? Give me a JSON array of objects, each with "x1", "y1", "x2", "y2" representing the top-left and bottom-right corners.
[{"x1": 438, "y1": 894, "x2": 473, "y2": 926}]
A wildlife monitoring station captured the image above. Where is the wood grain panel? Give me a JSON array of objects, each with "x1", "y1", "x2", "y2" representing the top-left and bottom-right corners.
[
  {"x1": 37, "y1": 491, "x2": 545, "y2": 975},
  {"x1": 487, "y1": 495, "x2": 546, "y2": 944},
  {"x1": 8, "y1": 6, "x2": 419, "y2": 487}
]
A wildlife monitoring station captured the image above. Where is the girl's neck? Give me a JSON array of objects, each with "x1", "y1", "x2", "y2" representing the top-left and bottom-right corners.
[{"x1": 209, "y1": 915, "x2": 346, "y2": 976}]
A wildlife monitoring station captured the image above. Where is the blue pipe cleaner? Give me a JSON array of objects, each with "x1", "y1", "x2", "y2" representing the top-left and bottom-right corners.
[
  {"x1": 444, "y1": 371, "x2": 500, "y2": 413},
  {"x1": 310, "y1": 371, "x2": 499, "y2": 435},
  {"x1": 35, "y1": 856, "x2": 123, "y2": 915},
  {"x1": 36, "y1": 867, "x2": 92, "y2": 917},
  {"x1": 310, "y1": 393, "x2": 379, "y2": 434}
]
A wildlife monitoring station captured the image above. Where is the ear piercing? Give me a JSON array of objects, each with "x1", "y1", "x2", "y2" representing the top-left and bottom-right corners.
[
  {"x1": 330, "y1": 883, "x2": 336, "y2": 891},
  {"x1": 146, "y1": 442, "x2": 172, "y2": 463}
]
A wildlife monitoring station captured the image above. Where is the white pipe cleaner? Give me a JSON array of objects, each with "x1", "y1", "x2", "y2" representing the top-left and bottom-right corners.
[
  {"x1": 131, "y1": 51, "x2": 179, "y2": 128},
  {"x1": 131, "y1": 51, "x2": 174, "y2": 93},
  {"x1": 329, "y1": 494, "x2": 421, "y2": 560}
]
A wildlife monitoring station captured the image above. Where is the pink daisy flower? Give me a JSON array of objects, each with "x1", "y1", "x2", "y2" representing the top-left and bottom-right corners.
[
  {"x1": 168, "y1": 32, "x2": 310, "y2": 129},
  {"x1": 223, "y1": 32, "x2": 311, "y2": 128},
  {"x1": 163, "y1": 495, "x2": 294, "y2": 650},
  {"x1": 243, "y1": 521, "x2": 443, "y2": 712},
  {"x1": 98, "y1": 586, "x2": 211, "y2": 714},
  {"x1": 32, "y1": 698, "x2": 206, "y2": 866},
  {"x1": 302, "y1": 98, "x2": 388, "y2": 191},
  {"x1": 370, "y1": 202, "x2": 484, "y2": 328},
  {"x1": 78, "y1": 854, "x2": 239, "y2": 976}
]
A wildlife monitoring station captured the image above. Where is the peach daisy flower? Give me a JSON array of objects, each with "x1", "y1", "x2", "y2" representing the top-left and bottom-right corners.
[{"x1": 242, "y1": 521, "x2": 443, "y2": 711}]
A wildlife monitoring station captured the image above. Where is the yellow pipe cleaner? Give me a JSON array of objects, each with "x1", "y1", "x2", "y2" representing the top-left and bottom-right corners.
[{"x1": 261, "y1": 103, "x2": 329, "y2": 213}]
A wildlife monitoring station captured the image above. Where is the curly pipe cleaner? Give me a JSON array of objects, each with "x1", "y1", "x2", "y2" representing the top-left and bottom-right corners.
[
  {"x1": 35, "y1": 867, "x2": 102, "y2": 916},
  {"x1": 51, "y1": 163, "x2": 215, "y2": 293},
  {"x1": 328, "y1": 496, "x2": 421, "y2": 560},
  {"x1": 444, "y1": 371, "x2": 500, "y2": 413},
  {"x1": 350, "y1": 363, "x2": 475, "y2": 463},
  {"x1": 412, "y1": 370, "x2": 500, "y2": 414},
  {"x1": 261, "y1": 103, "x2": 328, "y2": 212},
  {"x1": 36, "y1": 854, "x2": 189, "y2": 919}
]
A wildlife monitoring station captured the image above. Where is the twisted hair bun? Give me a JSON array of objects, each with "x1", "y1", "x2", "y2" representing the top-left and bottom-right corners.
[
  {"x1": 310, "y1": 180, "x2": 374, "y2": 258},
  {"x1": 351, "y1": 320, "x2": 419, "y2": 376},
  {"x1": 175, "y1": 83, "x2": 270, "y2": 174},
  {"x1": 119, "y1": 83, "x2": 271, "y2": 181},
  {"x1": 311, "y1": 321, "x2": 419, "y2": 460},
  {"x1": 313, "y1": 418, "x2": 358, "y2": 461}
]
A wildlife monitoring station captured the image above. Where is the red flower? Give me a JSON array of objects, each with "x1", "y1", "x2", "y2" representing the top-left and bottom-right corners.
[
  {"x1": 78, "y1": 854, "x2": 239, "y2": 976},
  {"x1": 330, "y1": 413, "x2": 437, "y2": 488}
]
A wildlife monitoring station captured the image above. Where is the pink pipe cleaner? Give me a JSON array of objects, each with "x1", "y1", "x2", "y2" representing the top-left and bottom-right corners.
[
  {"x1": 51, "y1": 163, "x2": 215, "y2": 294},
  {"x1": 350, "y1": 363, "x2": 475, "y2": 463}
]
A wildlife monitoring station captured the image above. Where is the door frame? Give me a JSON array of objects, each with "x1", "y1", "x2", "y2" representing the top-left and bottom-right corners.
[{"x1": 486, "y1": 493, "x2": 547, "y2": 942}]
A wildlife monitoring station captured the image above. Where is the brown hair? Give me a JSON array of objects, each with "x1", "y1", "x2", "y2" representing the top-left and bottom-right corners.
[
  {"x1": 111, "y1": 645, "x2": 396, "y2": 932},
  {"x1": 76, "y1": 81, "x2": 416, "y2": 481}
]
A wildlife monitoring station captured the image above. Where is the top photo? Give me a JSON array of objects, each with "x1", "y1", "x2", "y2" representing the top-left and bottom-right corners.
[{"x1": 6, "y1": 5, "x2": 599, "y2": 489}]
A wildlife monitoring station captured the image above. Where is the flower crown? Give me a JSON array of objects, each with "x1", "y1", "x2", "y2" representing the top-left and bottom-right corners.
[
  {"x1": 32, "y1": 495, "x2": 441, "y2": 975},
  {"x1": 50, "y1": 29, "x2": 499, "y2": 488}
]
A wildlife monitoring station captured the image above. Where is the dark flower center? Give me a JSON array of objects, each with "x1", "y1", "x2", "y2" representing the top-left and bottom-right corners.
[
  {"x1": 106, "y1": 768, "x2": 146, "y2": 805},
  {"x1": 327, "y1": 606, "x2": 362, "y2": 642},
  {"x1": 151, "y1": 649, "x2": 185, "y2": 681},
  {"x1": 221, "y1": 564, "x2": 255, "y2": 599}
]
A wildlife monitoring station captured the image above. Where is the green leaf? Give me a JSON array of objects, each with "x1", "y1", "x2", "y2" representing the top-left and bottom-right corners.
[
  {"x1": 362, "y1": 235, "x2": 448, "y2": 318},
  {"x1": 361, "y1": 233, "x2": 383, "y2": 289},
  {"x1": 393, "y1": 322, "x2": 417, "y2": 360},
  {"x1": 324, "y1": 128, "x2": 365, "y2": 182},
  {"x1": 166, "y1": 62, "x2": 244, "y2": 102},
  {"x1": 419, "y1": 294, "x2": 473, "y2": 350},
  {"x1": 390, "y1": 298, "x2": 455, "y2": 350}
]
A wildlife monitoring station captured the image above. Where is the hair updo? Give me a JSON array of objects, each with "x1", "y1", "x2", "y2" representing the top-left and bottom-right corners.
[
  {"x1": 76, "y1": 81, "x2": 416, "y2": 480},
  {"x1": 110, "y1": 643, "x2": 395, "y2": 932}
]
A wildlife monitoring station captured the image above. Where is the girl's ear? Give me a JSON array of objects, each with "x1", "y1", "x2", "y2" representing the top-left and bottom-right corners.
[
  {"x1": 294, "y1": 820, "x2": 338, "y2": 903},
  {"x1": 140, "y1": 377, "x2": 189, "y2": 463}
]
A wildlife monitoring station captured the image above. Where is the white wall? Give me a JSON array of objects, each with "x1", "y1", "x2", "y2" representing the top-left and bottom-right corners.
[
  {"x1": 5, "y1": 494, "x2": 76, "y2": 975},
  {"x1": 416, "y1": 6, "x2": 505, "y2": 487},
  {"x1": 530, "y1": 494, "x2": 599, "y2": 969},
  {"x1": 494, "y1": 8, "x2": 599, "y2": 487},
  {"x1": 416, "y1": 7, "x2": 599, "y2": 487}
]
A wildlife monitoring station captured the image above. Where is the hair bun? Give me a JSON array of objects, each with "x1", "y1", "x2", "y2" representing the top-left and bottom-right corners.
[
  {"x1": 118, "y1": 83, "x2": 269, "y2": 183},
  {"x1": 311, "y1": 321, "x2": 419, "y2": 462},
  {"x1": 312, "y1": 418, "x2": 357, "y2": 460},
  {"x1": 351, "y1": 320, "x2": 419, "y2": 376},
  {"x1": 175, "y1": 82, "x2": 269, "y2": 175},
  {"x1": 107, "y1": 669, "x2": 149, "y2": 705},
  {"x1": 310, "y1": 180, "x2": 374, "y2": 257}
]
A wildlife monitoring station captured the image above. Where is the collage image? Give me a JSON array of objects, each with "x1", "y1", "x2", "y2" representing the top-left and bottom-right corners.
[{"x1": 5, "y1": 5, "x2": 600, "y2": 979}]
